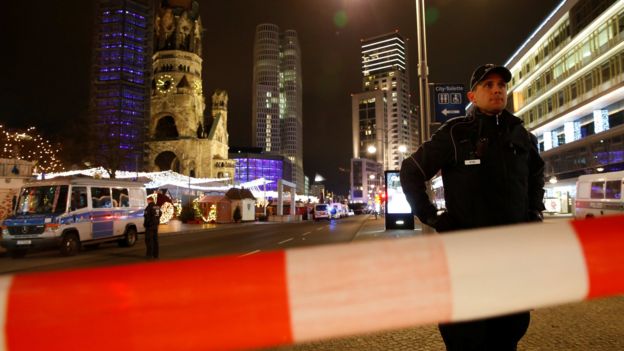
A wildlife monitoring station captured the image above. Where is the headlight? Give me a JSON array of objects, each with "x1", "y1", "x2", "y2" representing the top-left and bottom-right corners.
[{"x1": 44, "y1": 224, "x2": 61, "y2": 232}]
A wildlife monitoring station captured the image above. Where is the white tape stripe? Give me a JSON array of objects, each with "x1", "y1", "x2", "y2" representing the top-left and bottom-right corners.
[
  {"x1": 286, "y1": 237, "x2": 452, "y2": 343},
  {"x1": 238, "y1": 249, "x2": 260, "y2": 257},
  {"x1": 442, "y1": 221, "x2": 589, "y2": 322},
  {"x1": 0, "y1": 276, "x2": 13, "y2": 351}
]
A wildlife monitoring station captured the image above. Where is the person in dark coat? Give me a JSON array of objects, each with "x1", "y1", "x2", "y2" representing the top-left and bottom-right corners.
[
  {"x1": 143, "y1": 196, "x2": 161, "y2": 259},
  {"x1": 400, "y1": 64, "x2": 545, "y2": 351}
]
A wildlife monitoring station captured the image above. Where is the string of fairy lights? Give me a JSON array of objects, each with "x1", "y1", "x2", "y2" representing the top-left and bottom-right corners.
[{"x1": 0, "y1": 125, "x2": 63, "y2": 173}]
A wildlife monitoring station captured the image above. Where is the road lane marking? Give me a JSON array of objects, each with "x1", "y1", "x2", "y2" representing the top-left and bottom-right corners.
[
  {"x1": 279, "y1": 238, "x2": 294, "y2": 245},
  {"x1": 316, "y1": 227, "x2": 323, "y2": 231},
  {"x1": 302, "y1": 232, "x2": 311, "y2": 236},
  {"x1": 238, "y1": 250, "x2": 260, "y2": 258}
]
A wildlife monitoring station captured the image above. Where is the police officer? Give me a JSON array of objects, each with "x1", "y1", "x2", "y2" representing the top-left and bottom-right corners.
[
  {"x1": 144, "y1": 196, "x2": 161, "y2": 259},
  {"x1": 400, "y1": 64, "x2": 545, "y2": 350}
]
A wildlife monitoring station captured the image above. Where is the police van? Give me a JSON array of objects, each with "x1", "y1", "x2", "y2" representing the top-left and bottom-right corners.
[
  {"x1": 1, "y1": 177, "x2": 147, "y2": 257},
  {"x1": 313, "y1": 204, "x2": 331, "y2": 221},
  {"x1": 575, "y1": 170, "x2": 624, "y2": 219}
]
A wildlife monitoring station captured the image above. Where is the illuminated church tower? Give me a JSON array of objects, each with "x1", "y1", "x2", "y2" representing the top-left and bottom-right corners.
[{"x1": 146, "y1": 0, "x2": 234, "y2": 179}]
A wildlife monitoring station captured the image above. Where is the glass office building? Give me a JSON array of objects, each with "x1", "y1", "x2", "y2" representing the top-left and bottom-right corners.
[
  {"x1": 252, "y1": 24, "x2": 304, "y2": 194},
  {"x1": 230, "y1": 148, "x2": 293, "y2": 192}
]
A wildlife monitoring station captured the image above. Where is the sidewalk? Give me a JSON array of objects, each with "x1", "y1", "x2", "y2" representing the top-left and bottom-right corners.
[
  {"x1": 544, "y1": 212, "x2": 574, "y2": 218},
  {"x1": 353, "y1": 213, "x2": 575, "y2": 241},
  {"x1": 352, "y1": 215, "x2": 426, "y2": 241}
]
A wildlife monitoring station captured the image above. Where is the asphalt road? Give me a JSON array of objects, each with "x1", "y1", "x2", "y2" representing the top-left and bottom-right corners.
[{"x1": 0, "y1": 215, "x2": 368, "y2": 275}]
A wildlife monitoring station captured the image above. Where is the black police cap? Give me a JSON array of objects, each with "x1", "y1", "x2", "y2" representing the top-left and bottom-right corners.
[{"x1": 470, "y1": 64, "x2": 512, "y2": 90}]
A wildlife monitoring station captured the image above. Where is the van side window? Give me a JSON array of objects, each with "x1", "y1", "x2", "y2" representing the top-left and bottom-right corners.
[
  {"x1": 92, "y1": 187, "x2": 112, "y2": 208},
  {"x1": 605, "y1": 181, "x2": 621, "y2": 200},
  {"x1": 129, "y1": 188, "x2": 145, "y2": 207},
  {"x1": 113, "y1": 188, "x2": 130, "y2": 207},
  {"x1": 70, "y1": 187, "x2": 88, "y2": 211},
  {"x1": 590, "y1": 181, "x2": 605, "y2": 199}
]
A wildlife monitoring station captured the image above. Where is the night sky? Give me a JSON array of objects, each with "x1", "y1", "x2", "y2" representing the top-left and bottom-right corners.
[{"x1": 3, "y1": 0, "x2": 560, "y2": 194}]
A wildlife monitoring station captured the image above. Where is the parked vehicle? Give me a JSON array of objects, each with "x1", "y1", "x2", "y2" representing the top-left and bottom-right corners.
[
  {"x1": 313, "y1": 204, "x2": 331, "y2": 221},
  {"x1": 575, "y1": 170, "x2": 624, "y2": 219},
  {"x1": 1, "y1": 177, "x2": 146, "y2": 257},
  {"x1": 329, "y1": 203, "x2": 348, "y2": 218}
]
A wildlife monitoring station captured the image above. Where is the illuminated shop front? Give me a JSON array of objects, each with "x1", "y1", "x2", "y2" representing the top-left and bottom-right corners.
[{"x1": 230, "y1": 148, "x2": 293, "y2": 192}]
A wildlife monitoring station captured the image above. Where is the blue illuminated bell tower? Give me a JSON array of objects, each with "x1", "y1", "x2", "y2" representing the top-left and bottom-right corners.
[{"x1": 90, "y1": 0, "x2": 154, "y2": 172}]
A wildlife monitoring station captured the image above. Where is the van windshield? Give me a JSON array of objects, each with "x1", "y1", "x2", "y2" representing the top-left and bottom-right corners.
[{"x1": 16, "y1": 185, "x2": 69, "y2": 215}]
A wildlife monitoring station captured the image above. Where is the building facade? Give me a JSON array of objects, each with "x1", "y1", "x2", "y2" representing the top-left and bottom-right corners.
[
  {"x1": 90, "y1": 0, "x2": 153, "y2": 172},
  {"x1": 309, "y1": 183, "x2": 326, "y2": 202},
  {"x1": 349, "y1": 158, "x2": 384, "y2": 205},
  {"x1": 252, "y1": 24, "x2": 304, "y2": 194},
  {"x1": 352, "y1": 31, "x2": 418, "y2": 171},
  {"x1": 352, "y1": 90, "x2": 388, "y2": 167},
  {"x1": 505, "y1": 0, "x2": 624, "y2": 211},
  {"x1": 146, "y1": 0, "x2": 234, "y2": 180}
]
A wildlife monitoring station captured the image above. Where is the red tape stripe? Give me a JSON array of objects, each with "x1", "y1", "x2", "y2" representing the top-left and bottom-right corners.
[
  {"x1": 572, "y1": 215, "x2": 624, "y2": 299},
  {"x1": 6, "y1": 252, "x2": 293, "y2": 351}
]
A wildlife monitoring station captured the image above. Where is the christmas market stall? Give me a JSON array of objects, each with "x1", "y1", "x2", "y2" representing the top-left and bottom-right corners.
[
  {"x1": 197, "y1": 194, "x2": 223, "y2": 223},
  {"x1": 224, "y1": 188, "x2": 256, "y2": 222}
]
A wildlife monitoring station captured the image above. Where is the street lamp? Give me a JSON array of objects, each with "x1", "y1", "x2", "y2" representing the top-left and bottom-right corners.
[
  {"x1": 367, "y1": 145, "x2": 377, "y2": 154},
  {"x1": 415, "y1": 0, "x2": 431, "y2": 145}
]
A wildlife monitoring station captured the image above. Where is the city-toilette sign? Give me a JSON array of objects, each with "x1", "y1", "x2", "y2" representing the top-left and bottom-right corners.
[{"x1": 433, "y1": 84, "x2": 466, "y2": 123}]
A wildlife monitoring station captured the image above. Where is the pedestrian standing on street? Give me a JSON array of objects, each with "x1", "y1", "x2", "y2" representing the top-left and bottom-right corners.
[
  {"x1": 144, "y1": 196, "x2": 161, "y2": 259},
  {"x1": 400, "y1": 64, "x2": 545, "y2": 351}
]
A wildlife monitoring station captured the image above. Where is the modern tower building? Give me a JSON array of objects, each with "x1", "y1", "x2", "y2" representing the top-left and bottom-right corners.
[
  {"x1": 505, "y1": 0, "x2": 624, "y2": 212},
  {"x1": 90, "y1": 0, "x2": 154, "y2": 172},
  {"x1": 350, "y1": 31, "x2": 418, "y2": 203},
  {"x1": 252, "y1": 24, "x2": 304, "y2": 194},
  {"x1": 352, "y1": 31, "x2": 419, "y2": 170},
  {"x1": 146, "y1": 0, "x2": 234, "y2": 179}
]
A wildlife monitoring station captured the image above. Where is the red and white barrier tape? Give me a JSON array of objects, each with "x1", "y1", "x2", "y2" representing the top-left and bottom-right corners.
[{"x1": 0, "y1": 216, "x2": 622, "y2": 351}]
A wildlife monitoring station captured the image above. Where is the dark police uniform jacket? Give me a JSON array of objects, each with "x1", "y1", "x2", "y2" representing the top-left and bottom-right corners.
[
  {"x1": 143, "y1": 202, "x2": 161, "y2": 230},
  {"x1": 400, "y1": 107, "x2": 545, "y2": 232}
]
